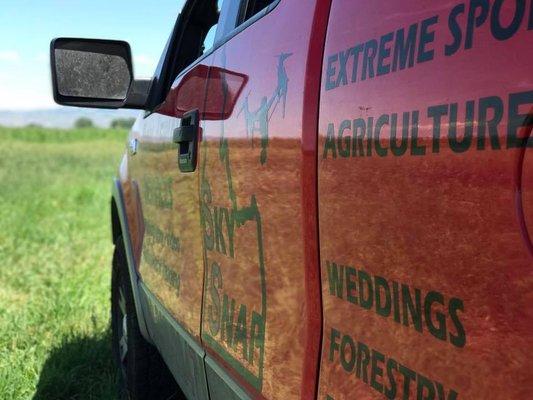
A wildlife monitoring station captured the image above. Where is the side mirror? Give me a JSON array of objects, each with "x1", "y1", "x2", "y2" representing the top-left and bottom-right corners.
[{"x1": 50, "y1": 38, "x2": 150, "y2": 109}]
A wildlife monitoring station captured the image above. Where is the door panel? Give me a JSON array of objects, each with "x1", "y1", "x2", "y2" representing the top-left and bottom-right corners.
[
  {"x1": 128, "y1": 58, "x2": 214, "y2": 400},
  {"x1": 520, "y1": 125, "x2": 532, "y2": 253},
  {"x1": 318, "y1": 1, "x2": 533, "y2": 399},
  {"x1": 200, "y1": 1, "x2": 322, "y2": 398},
  {"x1": 129, "y1": 56, "x2": 213, "y2": 339}
]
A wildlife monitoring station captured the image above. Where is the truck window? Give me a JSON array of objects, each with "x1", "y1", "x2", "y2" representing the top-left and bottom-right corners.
[
  {"x1": 238, "y1": 0, "x2": 276, "y2": 24},
  {"x1": 151, "y1": 0, "x2": 224, "y2": 108},
  {"x1": 201, "y1": 0, "x2": 225, "y2": 53},
  {"x1": 177, "y1": 1, "x2": 220, "y2": 69}
]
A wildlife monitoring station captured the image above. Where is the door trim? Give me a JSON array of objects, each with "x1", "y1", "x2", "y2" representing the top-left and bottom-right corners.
[
  {"x1": 138, "y1": 282, "x2": 210, "y2": 400},
  {"x1": 300, "y1": 0, "x2": 333, "y2": 398}
]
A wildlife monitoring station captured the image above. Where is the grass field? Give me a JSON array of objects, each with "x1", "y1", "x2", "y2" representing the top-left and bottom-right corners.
[{"x1": 0, "y1": 126, "x2": 128, "y2": 399}]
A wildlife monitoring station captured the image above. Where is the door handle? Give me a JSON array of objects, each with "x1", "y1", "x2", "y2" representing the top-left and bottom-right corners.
[
  {"x1": 128, "y1": 138, "x2": 138, "y2": 155},
  {"x1": 173, "y1": 109, "x2": 199, "y2": 173}
]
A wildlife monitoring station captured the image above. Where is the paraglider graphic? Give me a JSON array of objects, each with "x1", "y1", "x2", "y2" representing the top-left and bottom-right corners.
[{"x1": 237, "y1": 52, "x2": 292, "y2": 164}]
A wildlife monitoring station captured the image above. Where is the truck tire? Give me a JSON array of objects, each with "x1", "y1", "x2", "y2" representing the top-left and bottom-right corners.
[{"x1": 111, "y1": 236, "x2": 181, "y2": 400}]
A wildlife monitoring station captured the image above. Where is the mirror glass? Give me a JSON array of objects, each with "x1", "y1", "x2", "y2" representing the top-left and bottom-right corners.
[{"x1": 54, "y1": 48, "x2": 131, "y2": 100}]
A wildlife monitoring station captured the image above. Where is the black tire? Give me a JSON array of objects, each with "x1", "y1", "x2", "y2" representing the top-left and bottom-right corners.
[{"x1": 111, "y1": 236, "x2": 181, "y2": 400}]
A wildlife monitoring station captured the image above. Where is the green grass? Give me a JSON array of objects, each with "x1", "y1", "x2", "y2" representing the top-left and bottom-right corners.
[{"x1": 0, "y1": 125, "x2": 128, "y2": 399}]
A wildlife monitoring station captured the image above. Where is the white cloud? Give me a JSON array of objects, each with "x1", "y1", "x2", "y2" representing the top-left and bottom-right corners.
[
  {"x1": 0, "y1": 50, "x2": 20, "y2": 62},
  {"x1": 133, "y1": 54, "x2": 157, "y2": 78},
  {"x1": 0, "y1": 81, "x2": 57, "y2": 110},
  {"x1": 0, "y1": 62, "x2": 56, "y2": 110},
  {"x1": 134, "y1": 54, "x2": 154, "y2": 66}
]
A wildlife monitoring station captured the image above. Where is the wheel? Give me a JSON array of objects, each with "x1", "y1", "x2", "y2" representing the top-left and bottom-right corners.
[{"x1": 111, "y1": 236, "x2": 181, "y2": 400}]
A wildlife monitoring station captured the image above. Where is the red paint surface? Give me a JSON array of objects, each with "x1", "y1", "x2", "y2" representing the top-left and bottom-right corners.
[
  {"x1": 317, "y1": 1, "x2": 533, "y2": 399},
  {"x1": 126, "y1": 54, "x2": 215, "y2": 340},
  {"x1": 200, "y1": 1, "x2": 328, "y2": 398},
  {"x1": 117, "y1": 0, "x2": 533, "y2": 398},
  {"x1": 517, "y1": 111, "x2": 533, "y2": 255}
]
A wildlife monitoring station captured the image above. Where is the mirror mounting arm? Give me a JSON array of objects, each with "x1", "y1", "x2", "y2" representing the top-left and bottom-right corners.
[{"x1": 123, "y1": 79, "x2": 153, "y2": 110}]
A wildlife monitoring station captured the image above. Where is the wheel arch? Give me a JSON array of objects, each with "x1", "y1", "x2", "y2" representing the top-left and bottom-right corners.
[
  {"x1": 111, "y1": 178, "x2": 152, "y2": 343},
  {"x1": 111, "y1": 196, "x2": 121, "y2": 245}
]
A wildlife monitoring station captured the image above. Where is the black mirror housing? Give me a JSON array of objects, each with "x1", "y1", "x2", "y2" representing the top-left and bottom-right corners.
[{"x1": 50, "y1": 38, "x2": 150, "y2": 109}]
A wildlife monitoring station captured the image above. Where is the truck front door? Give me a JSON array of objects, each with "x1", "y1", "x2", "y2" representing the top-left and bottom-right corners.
[{"x1": 127, "y1": 2, "x2": 221, "y2": 398}]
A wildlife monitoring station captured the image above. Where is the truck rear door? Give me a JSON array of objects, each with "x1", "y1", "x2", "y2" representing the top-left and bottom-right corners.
[{"x1": 317, "y1": 1, "x2": 533, "y2": 399}]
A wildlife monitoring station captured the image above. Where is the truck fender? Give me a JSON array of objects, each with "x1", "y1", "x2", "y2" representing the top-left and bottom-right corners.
[{"x1": 111, "y1": 178, "x2": 151, "y2": 343}]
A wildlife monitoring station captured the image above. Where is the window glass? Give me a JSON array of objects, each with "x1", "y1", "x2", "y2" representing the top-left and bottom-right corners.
[
  {"x1": 153, "y1": 0, "x2": 225, "y2": 107},
  {"x1": 239, "y1": 0, "x2": 275, "y2": 24},
  {"x1": 201, "y1": 1, "x2": 224, "y2": 52},
  {"x1": 173, "y1": 0, "x2": 221, "y2": 74},
  {"x1": 202, "y1": 25, "x2": 218, "y2": 53}
]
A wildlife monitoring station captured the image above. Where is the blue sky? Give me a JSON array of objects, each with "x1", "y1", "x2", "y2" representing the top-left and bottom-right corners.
[{"x1": 0, "y1": 0, "x2": 184, "y2": 110}]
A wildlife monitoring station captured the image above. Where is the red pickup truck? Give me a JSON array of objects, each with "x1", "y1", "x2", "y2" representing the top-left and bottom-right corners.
[{"x1": 50, "y1": 0, "x2": 533, "y2": 399}]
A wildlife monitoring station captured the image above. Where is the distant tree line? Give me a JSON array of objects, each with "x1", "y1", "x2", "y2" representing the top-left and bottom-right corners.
[
  {"x1": 73, "y1": 117, "x2": 135, "y2": 130},
  {"x1": 110, "y1": 118, "x2": 135, "y2": 129},
  {"x1": 74, "y1": 117, "x2": 94, "y2": 128}
]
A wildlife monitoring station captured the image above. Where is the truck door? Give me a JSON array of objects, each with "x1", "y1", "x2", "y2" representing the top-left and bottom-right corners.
[
  {"x1": 317, "y1": 1, "x2": 533, "y2": 399},
  {"x1": 199, "y1": 0, "x2": 328, "y2": 398},
  {"x1": 127, "y1": 2, "x2": 220, "y2": 398}
]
